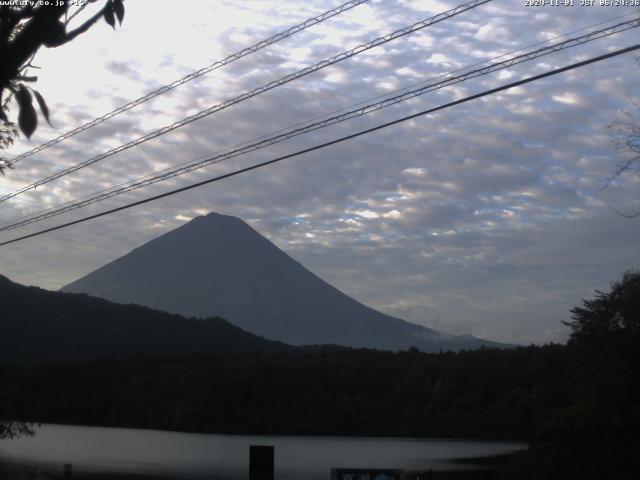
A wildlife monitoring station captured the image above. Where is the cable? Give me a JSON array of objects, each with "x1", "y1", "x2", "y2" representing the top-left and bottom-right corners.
[
  {"x1": 3, "y1": 16, "x2": 637, "y2": 232},
  {"x1": 5, "y1": 0, "x2": 371, "y2": 167},
  {"x1": 0, "y1": 0, "x2": 493, "y2": 204},
  {"x1": 1, "y1": 42, "x2": 637, "y2": 247},
  {"x1": 12, "y1": 9, "x2": 635, "y2": 226},
  {"x1": 8, "y1": 6, "x2": 635, "y2": 224},
  {"x1": 3, "y1": 17, "x2": 636, "y2": 230}
]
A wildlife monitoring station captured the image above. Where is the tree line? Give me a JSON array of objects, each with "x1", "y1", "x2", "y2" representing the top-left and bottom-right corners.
[{"x1": 0, "y1": 345, "x2": 572, "y2": 440}]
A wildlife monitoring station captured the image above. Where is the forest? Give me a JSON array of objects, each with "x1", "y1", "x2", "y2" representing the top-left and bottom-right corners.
[{"x1": 0, "y1": 345, "x2": 571, "y2": 439}]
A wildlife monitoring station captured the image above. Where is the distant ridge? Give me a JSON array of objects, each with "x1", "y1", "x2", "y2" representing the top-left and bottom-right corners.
[
  {"x1": 62, "y1": 212, "x2": 508, "y2": 352},
  {"x1": 0, "y1": 274, "x2": 289, "y2": 363}
]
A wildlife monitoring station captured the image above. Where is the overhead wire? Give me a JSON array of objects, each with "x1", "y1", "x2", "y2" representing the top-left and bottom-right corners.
[
  {"x1": 2, "y1": 16, "x2": 638, "y2": 232},
  {"x1": 4, "y1": 0, "x2": 371, "y2": 167},
  {"x1": 1, "y1": 42, "x2": 638, "y2": 247},
  {"x1": 0, "y1": 0, "x2": 493, "y2": 204},
  {"x1": 10, "y1": 7, "x2": 636, "y2": 227}
]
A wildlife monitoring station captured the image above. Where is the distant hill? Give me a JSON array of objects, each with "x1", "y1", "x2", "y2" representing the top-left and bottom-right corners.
[
  {"x1": 0, "y1": 275, "x2": 289, "y2": 363},
  {"x1": 62, "y1": 212, "x2": 507, "y2": 352}
]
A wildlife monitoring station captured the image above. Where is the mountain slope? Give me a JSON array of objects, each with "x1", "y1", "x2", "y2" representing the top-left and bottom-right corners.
[
  {"x1": 0, "y1": 274, "x2": 289, "y2": 363},
  {"x1": 62, "y1": 212, "x2": 506, "y2": 351}
]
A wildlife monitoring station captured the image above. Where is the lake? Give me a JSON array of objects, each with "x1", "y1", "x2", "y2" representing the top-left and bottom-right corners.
[{"x1": 0, "y1": 424, "x2": 525, "y2": 479}]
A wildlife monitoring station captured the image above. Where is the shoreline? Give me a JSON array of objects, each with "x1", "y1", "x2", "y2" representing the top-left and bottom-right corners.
[{"x1": 10, "y1": 421, "x2": 529, "y2": 444}]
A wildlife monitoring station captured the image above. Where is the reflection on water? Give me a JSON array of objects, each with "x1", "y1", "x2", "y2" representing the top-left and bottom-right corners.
[{"x1": 0, "y1": 424, "x2": 525, "y2": 479}]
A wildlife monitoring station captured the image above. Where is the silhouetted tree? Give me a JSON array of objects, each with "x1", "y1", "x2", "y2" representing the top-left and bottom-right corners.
[
  {"x1": 0, "y1": 382, "x2": 34, "y2": 440},
  {"x1": 566, "y1": 270, "x2": 640, "y2": 358},
  {"x1": 0, "y1": 419, "x2": 33, "y2": 440},
  {"x1": 608, "y1": 65, "x2": 640, "y2": 216},
  {"x1": 549, "y1": 271, "x2": 640, "y2": 479},
  {"x1": 0, "y1": 0, "x2": 125, "y2": 173}
]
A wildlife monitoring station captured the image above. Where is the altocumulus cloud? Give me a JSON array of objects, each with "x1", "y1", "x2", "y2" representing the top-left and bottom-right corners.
[{"x1": 1, "y1": 0, "x2": 639, "y2": 344}]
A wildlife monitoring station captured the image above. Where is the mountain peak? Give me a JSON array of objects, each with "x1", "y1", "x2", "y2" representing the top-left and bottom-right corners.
[
  {"x1": 177, "y1": 212, "x2": 252, "y2": 234},
  {"x1": 199, "y1": 211, "x2": 240, "y2": 221},
  {"x1": 178, "y1": 212, "x2": 239, "y2": 226},
  {"x1": 62, "y1": 212, "x2": 508, "y2": 352}
]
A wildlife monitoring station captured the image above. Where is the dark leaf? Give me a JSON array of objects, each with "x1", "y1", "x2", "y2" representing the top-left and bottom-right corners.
[
  {"x1": 15, "y1": 85, "x2": 32, "y2": 109},
  {"x1": 43, "y1": 20, "x2": 67, "y2": 48},
  {"x1": 32, "y1": 90, "x2": 52, "y2": 127},
  {"x1": 18, "y1": 109, "x2": 38, "y2": 139},
  {"x1": 16, "y1": 85, "x2": 37, "y2": 139},
  {"x1": 104, "y1": 2, "x2": 116, "y2": 29},
  {"x1": 113, "y1": 0, "x2": 124, "y2": 25},
  {"x1": 0, "y1": 109, "x2": 7, "y2": 123},
  {"x1": 18, "y1": 102, "x2": 38, "y2": 139}
]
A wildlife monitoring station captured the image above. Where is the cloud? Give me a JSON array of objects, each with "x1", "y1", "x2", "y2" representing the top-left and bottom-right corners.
[{"x1": 1, "y1": 0, "x2": 639, "y2": 344}]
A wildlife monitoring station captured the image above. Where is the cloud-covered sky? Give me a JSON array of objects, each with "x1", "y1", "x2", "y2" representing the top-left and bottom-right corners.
[{"x1": 1, "y1": 0, "x2": 639, "y2": 344}]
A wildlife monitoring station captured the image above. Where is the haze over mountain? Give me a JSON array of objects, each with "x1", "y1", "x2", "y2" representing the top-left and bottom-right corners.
[
  {"x1": 62, "y1": 213, "x2": 507, "y2": 351},
  {"x1": 0, "y1": 274, "x2": 289, "y2": 363}
]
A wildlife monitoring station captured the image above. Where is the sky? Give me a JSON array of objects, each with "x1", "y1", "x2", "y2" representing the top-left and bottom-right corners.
[{"x1": 1, "y1": 0, "x2": 639, "y2": 345}]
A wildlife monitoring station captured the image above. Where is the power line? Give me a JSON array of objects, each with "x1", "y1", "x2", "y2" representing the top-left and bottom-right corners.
[
  {"x1": 13, "y1": 7, "x2": 635, "y2": 228},
  {"x1": 5, "y1": 0, "x2": 371, "y2": 167},
  {"x1": 0, "y1": 0, "x2": 492, "y2": 204},
  {"x1": 3, "y1": 16, "x2": 637, "y2": 232},
  {"x1": 3, "y1": 17, "x2": 636, "y2": 230},
  {"x1": 1, "y1": 42, "x2": 637, "y2": 248},
  {"x1": 15, "y1": 9, "x2": 634, "y2": 231}
]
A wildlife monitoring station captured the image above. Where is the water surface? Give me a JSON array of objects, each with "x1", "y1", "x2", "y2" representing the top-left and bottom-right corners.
[{"x1": 0, "y1": 424, "x2": 525, "y2": 479}]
